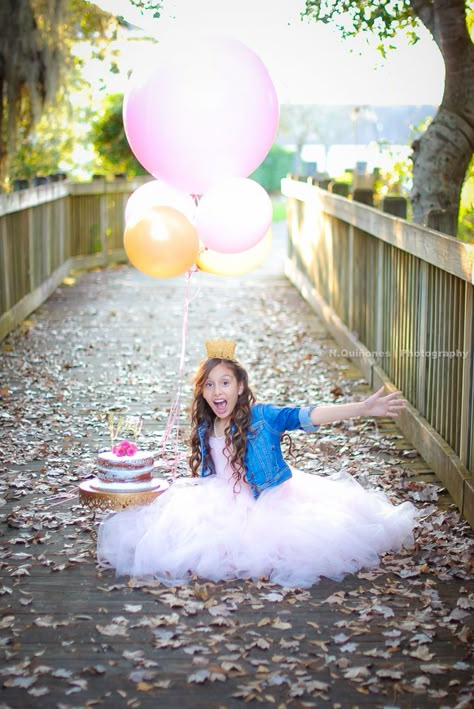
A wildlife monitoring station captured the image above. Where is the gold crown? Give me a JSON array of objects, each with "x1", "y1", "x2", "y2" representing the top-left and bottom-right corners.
[{"x1": 205, "y1": 339, "x2": 236, "y2": 360}]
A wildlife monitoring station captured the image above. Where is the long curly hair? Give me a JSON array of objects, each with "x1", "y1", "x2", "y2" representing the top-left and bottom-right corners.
[{"x1": 189, "y1": 358, "x2": 255, "y2": 487}]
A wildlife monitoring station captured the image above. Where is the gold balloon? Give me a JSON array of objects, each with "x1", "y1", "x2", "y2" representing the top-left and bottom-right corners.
[
  {"x1": 124, "y1": 206, "x2": 199, "y2": 279},
  {"x1": 197, "y1": 229, "x2": 272, "y2": 276}
]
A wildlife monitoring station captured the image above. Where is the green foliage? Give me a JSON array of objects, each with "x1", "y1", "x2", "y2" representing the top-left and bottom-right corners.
[
  {"x1": 375, "y1": 116, "x2": 433, "y2": 199},
  {"x1": 2, "y1": 0, "x2": 120, "y2": 186},
  {"x1": 128, "y1": 1, "x2": 163, "y2": 19},
  {"x1": 303, "y1": 0, "x2": 419, "y2": 55},
  {"x1": 271, "y1": 199, "x2": 287, "y2": 222},
  {"x1": 8, "y1": 57, "x2": 96, "y2": 184},
  {"x1": 458, "y1": 157, "x2": 474, "y2": 242},
  {"x1": 9, "y1": 99, "x2": 75, "y2": 181},
  {"x1": 90, "y1": 93, "x2": 148, "y2": 177},
  {"x1": 250, "y1": 144, "x2": 294, "y2": 194}
]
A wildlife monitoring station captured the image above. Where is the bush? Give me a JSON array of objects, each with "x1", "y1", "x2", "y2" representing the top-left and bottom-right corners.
[
  {"x1": 91, "y1": 94, "x2": 147, "y2": 178},
  {"x1": 458, "y1": 157, "x2": 474, "y2": 242},
  {"x1": 250, "y1": 144, "x2": 294, "y2": 194}
]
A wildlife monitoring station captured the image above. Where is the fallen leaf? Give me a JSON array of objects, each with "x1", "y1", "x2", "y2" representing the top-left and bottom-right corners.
[
  {"x1": 409, "y1": 646, "x2": 434, "y2": 661},
  {"x1": 96, "y1": 623, "x2": 129, "y2": 637}
]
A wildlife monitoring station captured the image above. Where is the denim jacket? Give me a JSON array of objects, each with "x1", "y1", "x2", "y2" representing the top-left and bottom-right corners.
[{"x1": 198, "y1": 403, "x2": 318, "y2": 498}]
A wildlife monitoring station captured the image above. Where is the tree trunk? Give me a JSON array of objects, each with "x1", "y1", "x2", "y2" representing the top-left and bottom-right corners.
[
  {"x1": 411, "y1": 108, "x2": 474, "y2": 232},
  {"x1": 410, "y1": 0, "x2": 474, "y2": 236},
  {"x1": 0, "y1": 0, "x2": 66, "y2": 184}
]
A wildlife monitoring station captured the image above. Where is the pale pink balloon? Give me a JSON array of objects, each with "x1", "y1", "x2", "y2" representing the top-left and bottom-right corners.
[
  {"x1": 125, "y1": 180, "x2": 196, "y2": 225},
  {"x1": 123, "y1": 36, "x2": 279, "y2": 195},
  {"x1": 195, "y1": 178, "x2": 273, "y2": 254}
]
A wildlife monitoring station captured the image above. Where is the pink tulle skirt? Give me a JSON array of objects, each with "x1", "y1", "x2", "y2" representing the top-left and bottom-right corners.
[{"x1": 96, "y1": 469, "x2": 417, "y2": 588}]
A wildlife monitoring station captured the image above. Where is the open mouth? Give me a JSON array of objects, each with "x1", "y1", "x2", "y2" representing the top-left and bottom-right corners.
[{"x1": 214, "y1": 398, "x2": 227, "y2": 415}]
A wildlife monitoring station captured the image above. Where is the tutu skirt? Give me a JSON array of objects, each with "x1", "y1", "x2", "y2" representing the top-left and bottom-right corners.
[{"x1": 97, "y1": 468, "x2": 417, "y2": 588}]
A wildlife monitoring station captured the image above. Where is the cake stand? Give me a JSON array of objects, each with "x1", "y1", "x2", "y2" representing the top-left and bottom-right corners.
[{"x1": 78, "y1": 478, "x2": 169, "y2": 511}]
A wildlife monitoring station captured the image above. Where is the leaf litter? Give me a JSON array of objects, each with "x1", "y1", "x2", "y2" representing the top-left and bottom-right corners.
[{"x1": 0, "y1": 264, "x2": 472, "y2": 707}]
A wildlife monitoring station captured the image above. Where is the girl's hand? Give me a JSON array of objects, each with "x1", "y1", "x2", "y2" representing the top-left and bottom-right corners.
[
  {"x1": 362, "y1": 387, "x2": 406, "y2": 418},
  {"x1": 309, "y1": 386, "x2": 407, "y2": 426}
]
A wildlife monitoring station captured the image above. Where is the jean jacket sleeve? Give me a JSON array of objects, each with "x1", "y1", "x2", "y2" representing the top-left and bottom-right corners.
[{"x1": 260, "y1": 403, "x2": 319, "y2": 433}]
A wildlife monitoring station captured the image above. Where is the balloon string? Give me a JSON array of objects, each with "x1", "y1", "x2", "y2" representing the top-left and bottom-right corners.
[
  {"x1": 44, "y1": 490, "x2": 79, "y2": 508},
  {"x1": 161, "y1": 267, "x2": 198, "y2": 476}
]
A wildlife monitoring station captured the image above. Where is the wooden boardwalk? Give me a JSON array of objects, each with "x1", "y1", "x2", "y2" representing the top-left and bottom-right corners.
[{"x1": 0, "y1": 227, "x2": 473, "y2": 708}]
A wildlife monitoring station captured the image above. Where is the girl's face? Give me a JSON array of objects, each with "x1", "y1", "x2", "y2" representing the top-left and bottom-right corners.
[{"x1": 202, "y1": 362, "x2": 244, "y2": 423}]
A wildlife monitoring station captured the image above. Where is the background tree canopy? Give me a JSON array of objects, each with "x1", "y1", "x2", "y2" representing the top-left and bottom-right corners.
[
  {"x1": 3, "y1": 0, "x2": 473, "y2": 238},
  {"x1": 91, "y1": 93, "x2": 148, "y2": 177},
  {"x1": 303, "y1": 0, "x2": 474, "y2": 235},
  {"x1": 0, "y1": 0, "x2": 118, "y2": 185}
]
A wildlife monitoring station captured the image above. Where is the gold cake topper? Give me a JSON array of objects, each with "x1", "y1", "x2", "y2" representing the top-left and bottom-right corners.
[
  {"x1": 205, "y1": 338, "x2": 236, "y2": 360},
  {"x1": 106, "y1": 413, "x2": 143, "y2": 445}
]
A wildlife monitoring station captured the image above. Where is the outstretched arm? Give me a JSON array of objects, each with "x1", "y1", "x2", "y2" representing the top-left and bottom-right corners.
[{"x1": 310, "y1": 387, "x2": 405, "y2": 427}]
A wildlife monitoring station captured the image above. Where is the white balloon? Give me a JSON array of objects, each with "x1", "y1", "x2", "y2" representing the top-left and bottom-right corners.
[
  {"x1": 195, "y1": 178, "x2": 272, "y2": 254},
  {"x1": 125, "y1": 180, "x2": 196, "y2": 225}
]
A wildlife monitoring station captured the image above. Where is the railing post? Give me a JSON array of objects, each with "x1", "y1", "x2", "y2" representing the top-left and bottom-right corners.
[
  {"x1": 427, "y1": 207, "x2": 458, "y2": 236},
  {"x1": 326, "y1": 209, "x2": 334, "y2": 309},
  {"x1": 44, "y1": 199, "x2": 52, "y2": 279},
  {"x1": 0, "y1": 219, "x2": 11, "y2": 310},
  {"x1": 329, "y1": 181, "x2": 349, "y2": 197},
  {"x1": 374, "y1": 240, "x2": 384, "y2": 382},
  {"x1": 347, "y1": 224, "x2": 354, "y2": 332},
  {"x1": 28, "y1": 208, "x2": 35, "y2": 291},
  {"x1": 460, "y1": 284, "x2": 473, "y2": 466},
  {"x1": 99, "y1": 189, "x2": 108, "y2": 267},
  {"x1": 382, "y1": 196, "x2": 407, "y2": 219},
  {"x1": 58, "y1": 193, "x2": 66, "y2": 264},
  {"x1": 416, "y1": 261, "x2": 429, "y2": 415},
  {"x1": 352, "y1": 188, "x2": 374, "y2": 206}
]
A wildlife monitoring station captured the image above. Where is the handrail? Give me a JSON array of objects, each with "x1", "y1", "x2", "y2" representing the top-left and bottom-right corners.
[
  {"x1": 0, "y1": 177, "x2": 150, "y2": 342},
  {"x1": 282, "y1": 177, "x2": 474, "y2": 526},
  {"x1": 0, "y1": 178, "x2": 149, "y2": 217},
  {"x1": 282, "y1": 178, "x2": 474, "y2": 283},
  {"x1": 1, "y1": 175, "x2": 473, "y2": 525}
]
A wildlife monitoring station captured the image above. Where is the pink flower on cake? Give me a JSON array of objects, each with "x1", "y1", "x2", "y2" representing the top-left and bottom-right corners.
[{"x1": 112, "y1": 440, "x2": 138, "y2": 457}]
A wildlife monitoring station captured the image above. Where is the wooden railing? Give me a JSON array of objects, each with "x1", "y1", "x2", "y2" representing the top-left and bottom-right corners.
[
  {"x1": 2, "y1": 174, "x2": 473, "y2": 524},
  {"x1": 282, "y1": 177, "x2": 474, "y2": 526},
  {"x1": 0, "y1": 177, "x2": 148, "y2": 342}
]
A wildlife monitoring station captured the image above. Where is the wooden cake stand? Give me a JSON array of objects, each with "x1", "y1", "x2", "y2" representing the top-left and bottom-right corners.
[{"x1": 78, "y1": 478, "x2": 169, "y2": 511}]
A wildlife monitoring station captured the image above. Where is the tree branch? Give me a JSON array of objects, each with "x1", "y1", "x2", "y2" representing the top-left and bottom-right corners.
[{"x1": 409, "y1": 0, "x2": 435, "y2": 36}]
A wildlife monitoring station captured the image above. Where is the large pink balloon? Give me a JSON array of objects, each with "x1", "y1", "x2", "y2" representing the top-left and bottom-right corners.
[
  {"x1": 195, "y1": 178, "x2": 273, "y2": 254},
  {"x1": 125, "y1": 180, "x2": 196, "y2": 225},
  {"x1": 123, "y1": 36, "x2": 279, "y2": 195}
]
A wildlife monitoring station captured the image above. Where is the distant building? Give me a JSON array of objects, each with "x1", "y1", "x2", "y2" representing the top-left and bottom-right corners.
[{"x1": 277, "y1": 104, "x2": 436, "y2": 177}]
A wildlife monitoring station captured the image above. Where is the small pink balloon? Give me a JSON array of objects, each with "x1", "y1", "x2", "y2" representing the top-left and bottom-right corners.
[
  {"x1": 123, "y1": 36, "x2": 279, "y2": 194},
  {"x1": 125, "y1": 180, "x2": 196, "y2": 225},
  {"x1": 195, "y1": 178, "x2": 273, "y2": 254}
]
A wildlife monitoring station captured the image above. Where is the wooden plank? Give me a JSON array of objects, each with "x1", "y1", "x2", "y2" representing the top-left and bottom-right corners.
[
  {"x1": 0, "y1": 182, "x2": 69, "y2": 216},
  {"x1": 285, "y1": 259, "x2": 373, "y2": 385},
  {"x1": 0, "y1": 264, "x2": 472, "y2": 709},
  {"x1": 0, "y1": 217, "x2": 11, "y2": 312},
  {"x1": 347, "y1": 224, "x2": 354, "y2": 330},
  {"x1": 0, "y1": 176, "x2": 151, "y2": 218},
  {"x1": 281, "y1": 178, "x2": 474, "y2": 283},
  {"x1": 463, "y1": 477, "x2": 474, "y2": 528},
  {"x1": 460, "y1": 284, "x2": 473, "y2": 466},
  {"x1": 0, "y1": 258, "x2": 74, "y2": 341},
  {"x1": 373, "y1": 367, "x2": 473, "y2": 513},
  {"x1": 68, "y1": 175, "x2": 150, "y2": 197},
  {"x1": 99, "y1": 194, "x2": 108, "y2": 266},
  {"x1": 286, "y1": 259, "x2": 474, "y2": 518}
]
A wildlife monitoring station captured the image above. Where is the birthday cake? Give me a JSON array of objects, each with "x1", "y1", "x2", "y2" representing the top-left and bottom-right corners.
[{"x1": 91, "y1": 440, "x2": 155, "y2": 492}]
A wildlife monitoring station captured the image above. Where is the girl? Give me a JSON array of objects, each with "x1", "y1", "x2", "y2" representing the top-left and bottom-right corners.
[{"x1": 97, "y1": 339, "x2": 417, "y2": 588}]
